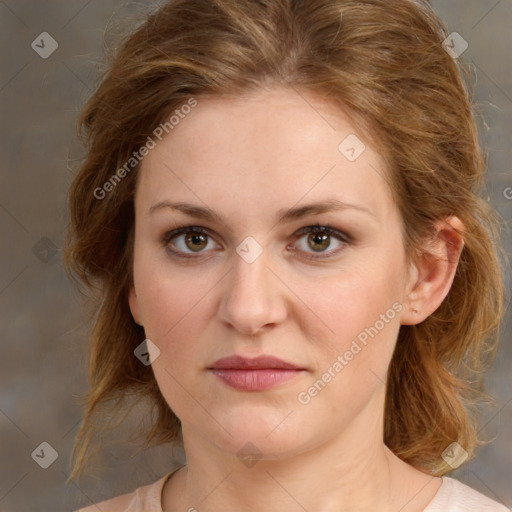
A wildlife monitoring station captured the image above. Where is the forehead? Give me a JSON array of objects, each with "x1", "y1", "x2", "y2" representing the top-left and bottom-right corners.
[{"x1": 136, "y1": 87, "x2": 395, "y2": 225}]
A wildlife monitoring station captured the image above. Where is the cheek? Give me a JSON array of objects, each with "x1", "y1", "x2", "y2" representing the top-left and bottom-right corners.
[
  {"x1": 295, "y1": 262, "x2": 403, "y2": 346},
  {"x1": 133, "y1": 246, "x2": 214, "y2": 339},
  {"x1": 133, "y1": 254, "x2": 220, "y2": 404},
  {"x1": 294, "y1": 273, "x2": 402, "y2": 421},
  {"x1": 290, "y1": 260, "x2": 405, "y2": 414},
  {"x1": 134, "y1": 264, "x2": 213, "y2": 414}
]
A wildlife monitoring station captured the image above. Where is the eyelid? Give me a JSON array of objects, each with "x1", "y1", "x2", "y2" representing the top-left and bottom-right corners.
[{"x1": 294, "y1": 223, "x2": 352, "y2": 242}]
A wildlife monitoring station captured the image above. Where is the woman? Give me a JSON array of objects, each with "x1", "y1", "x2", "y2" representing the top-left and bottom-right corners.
[{"x1": 65, "y1": 0, "x2": 508, "y2": 510}]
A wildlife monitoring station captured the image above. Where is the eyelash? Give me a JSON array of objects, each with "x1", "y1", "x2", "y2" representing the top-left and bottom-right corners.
[{"x1": 161, "y1": 224, "x2": 351, "y2": 261}]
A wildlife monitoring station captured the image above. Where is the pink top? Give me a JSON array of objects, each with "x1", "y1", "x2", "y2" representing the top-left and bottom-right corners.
[{"x1": 75, "y1": 470, "x2": 509, "y2": 511}]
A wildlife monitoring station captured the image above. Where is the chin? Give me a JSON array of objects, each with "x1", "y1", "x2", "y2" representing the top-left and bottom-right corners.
[
  {"x1": 220, "y1": 434, "x2": 307, "y2": 463},
  {"x1": 199, "y1": 411, "x2": 311, "y2": 459}
]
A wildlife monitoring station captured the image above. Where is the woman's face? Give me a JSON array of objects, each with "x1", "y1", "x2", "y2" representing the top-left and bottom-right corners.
[{"x1": 129, "y1": 86, "x2": 414, "y2": 459}]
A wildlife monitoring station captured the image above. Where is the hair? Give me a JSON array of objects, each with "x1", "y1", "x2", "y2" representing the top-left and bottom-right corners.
[{"x1": 64, "y1": 0, "x2": 506, "y2": 483}]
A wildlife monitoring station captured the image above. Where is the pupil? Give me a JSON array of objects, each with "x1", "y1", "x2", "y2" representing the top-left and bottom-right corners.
[
  {"x1": 310, "y1": 233, "x2": 329, "y2": 252},
  {"x1": 187, "y1": 233, "x2": 206, "y2": 251}
]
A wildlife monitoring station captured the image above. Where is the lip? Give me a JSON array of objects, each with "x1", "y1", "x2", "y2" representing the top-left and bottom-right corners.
[
  {"x1": 208, "y1": 355, "x2": 307, "y2": 392},
  {"x1": 209, "y1": 355, "x2": 304, "y2": 370}
]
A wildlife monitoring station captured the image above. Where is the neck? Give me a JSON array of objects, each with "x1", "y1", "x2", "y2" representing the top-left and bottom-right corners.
[{"x1": 163, "y1": 397, "x2": 441, "y2": 512}]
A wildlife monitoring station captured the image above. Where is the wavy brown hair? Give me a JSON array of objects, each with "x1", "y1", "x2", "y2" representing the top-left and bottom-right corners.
[{"x1": 64, "y1": 0, "x2": 505, "y2": 482}]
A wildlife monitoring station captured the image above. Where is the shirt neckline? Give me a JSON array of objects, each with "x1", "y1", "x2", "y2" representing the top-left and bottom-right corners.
[
  {"x1": 155, "y1": 466, "x2": 184, "y2": 510},
  {"x1": 154, "y1": 468, "x2": 446, "y2": 511}
]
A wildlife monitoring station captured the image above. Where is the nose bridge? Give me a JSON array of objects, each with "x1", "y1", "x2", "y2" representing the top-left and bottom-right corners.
[
  {"x1": 230, "y1": 236, "x2": 270, "y2": 305},
  {"x1": 218, "y1": 235, "x2": 284, "y2": 334}
]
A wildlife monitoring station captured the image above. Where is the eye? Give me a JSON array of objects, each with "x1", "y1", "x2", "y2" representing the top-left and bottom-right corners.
[
  {"x1": 292, "y1": 224, "x2": 350, "y2": 260},
  {"x1": 161, "y1": 224, "x2": 351, "y2": 260},
  {"x1": 162, "y1": 226, "x2": 219, "y2": 259}
]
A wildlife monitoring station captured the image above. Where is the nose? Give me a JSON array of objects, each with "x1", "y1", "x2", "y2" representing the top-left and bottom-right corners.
[{"x1": 217, "y1": 242, "x2": 287, "y2": 336}]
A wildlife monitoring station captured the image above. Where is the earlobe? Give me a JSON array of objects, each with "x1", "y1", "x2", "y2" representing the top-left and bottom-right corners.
[
  {"x1": 401, "y1": 216, "x2": 465, "y2": 326},
  {"x1": 128, "y1": 286, "x2": 143, "y2": 326}
]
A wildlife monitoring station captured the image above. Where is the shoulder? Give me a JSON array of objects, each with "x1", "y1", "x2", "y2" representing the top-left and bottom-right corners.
[
  {"x1": 424, "y1": 476, "x2": 509, "y2": 512},
  {"x1": 73, "y1": 472, "x2": 174, "y2": 512}
]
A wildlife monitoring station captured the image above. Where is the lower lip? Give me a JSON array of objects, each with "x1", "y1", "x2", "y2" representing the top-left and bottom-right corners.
[{"x1": 209, "y1": 369, "x2": 304, "y2": 391}]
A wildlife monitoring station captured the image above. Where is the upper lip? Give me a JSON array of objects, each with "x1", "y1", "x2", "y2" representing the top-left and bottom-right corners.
[{"x1": 208, "y1": 355, "x2": 304, "y2": 370}]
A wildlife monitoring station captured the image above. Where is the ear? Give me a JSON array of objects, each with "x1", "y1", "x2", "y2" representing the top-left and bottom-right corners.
[
  {"x1": 128, "y1": 286, "x2": 143, "y2": 326},
  {"x1": 401, "y1": 216, "x2": 465, "y2": 326}
]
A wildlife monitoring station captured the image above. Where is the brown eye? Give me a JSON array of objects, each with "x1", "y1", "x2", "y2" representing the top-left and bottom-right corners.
[
  {"x1": 162, "y1": 226, "x2": 219, "y2": 259},
  {"x1": 293, "y1": 225, "x2": 350, "y2": 260},
  {"x1": 306, "y1": 232, "x2": 332, "y2": 252},
  {"x1": 162, "y1": 224, "x2": 351, "y2": 261},
  {"x1": 183, "y1": 232, "x2": 208, "y2": 252}
]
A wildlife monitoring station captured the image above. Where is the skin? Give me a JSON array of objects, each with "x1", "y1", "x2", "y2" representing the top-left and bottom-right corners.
[{"x1": 128, "y1": 86, "x2": 464, "y2": 512}]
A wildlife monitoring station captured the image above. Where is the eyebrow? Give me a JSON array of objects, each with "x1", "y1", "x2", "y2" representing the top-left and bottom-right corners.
[{"x1": 148, "y1": 198, "x2": 375, "y2": 226}]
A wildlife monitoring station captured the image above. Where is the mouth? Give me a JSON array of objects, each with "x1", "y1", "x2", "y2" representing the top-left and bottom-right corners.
[{"x1": 207, "y1": 355, "x2": 307, "y2": 391}]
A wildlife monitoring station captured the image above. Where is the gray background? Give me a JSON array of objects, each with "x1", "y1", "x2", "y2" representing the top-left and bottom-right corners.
[{"x1": 0, "y1": 1, "x2": 510, "y2": 511}]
